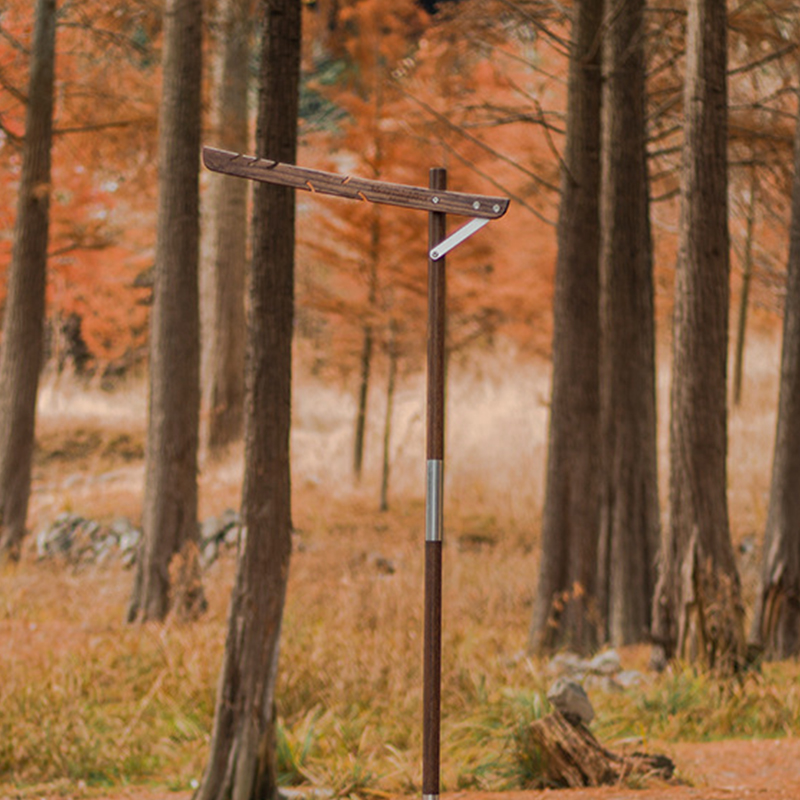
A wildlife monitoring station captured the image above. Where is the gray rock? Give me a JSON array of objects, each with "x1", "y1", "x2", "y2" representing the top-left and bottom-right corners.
[
  {"x1": 547, "y1": 677, "x2": 594, "y2": 725},
  {"x1": 584, "y1": 673, "x2": 616, "y2": 693},
  {"x1": 615, "y1": 670, "x2": 644, "y2": 689},
  {"x1": 197, "y1": 511, "x2": 242, "y2": 566},
  {"x1": 36, "y1": 513, "x2": 142, "y2": 567},
  {"x1": 547, "y1": 652, "x2": 586, "y2": 678},
  {"x1": 200, "y1": 515, "x2": 222, "y2": 543},
  {"x1": 224, "y1": 524, "x2": 241, "y2": 546},
  {"x1": 201, "y1": 540, "x2": 219, "y2": 569},
  {"x1": 589, "y1": 649, "x2": 621, "y2": 675}
]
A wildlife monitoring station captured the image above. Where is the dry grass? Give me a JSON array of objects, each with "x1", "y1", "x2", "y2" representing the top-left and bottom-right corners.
[{"x1": 0, "y1": 332, "x2": 793, "y2": 797}]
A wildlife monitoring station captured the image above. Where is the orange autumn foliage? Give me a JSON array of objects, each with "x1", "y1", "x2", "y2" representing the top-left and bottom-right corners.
[
  {"x1": 0, "y1": 0, "x2": 797, "y2": 377},
  {"x1": 0, "y1": 0, "x2": 159, "y2": 370}
]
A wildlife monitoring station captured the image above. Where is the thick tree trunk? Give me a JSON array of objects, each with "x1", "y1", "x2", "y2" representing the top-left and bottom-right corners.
[
  {"x1": 597, "y1": 0, "x2": 659, "y2": 646},
  {"x1": 128, "y1": 0, "x2": 204, "y2": 622},
  {"x1": 195, "y1": 1, "x2": 301, "y2": 798},
  {"x1": 529, "y1": 0, "x2": 603, "y2": 655},
  {"x1": 750, "y1": 93, "x2": 800, "y2": 659},
  {"x1": 204, "y1": 0, "x2": 252, "y2": 456},
  {"x1": 651, "y1": 0, "x2": 745, "y2": 672},
  {"x1": 0, "y1": 0, "x2": 56, "y2": 560}
]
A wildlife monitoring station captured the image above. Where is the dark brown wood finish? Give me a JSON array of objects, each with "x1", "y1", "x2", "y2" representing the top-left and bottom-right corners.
[
  {"x1": 423, "y1": 540, "x2": 443, "y2": 796},
  {"x1": 427, "y1": 168, "x2": 447, "y2": 461},
  {"x1": 202, "y1": 144, "x2": 509, "y2": 800},
  {"x1": 423, "y1": 167, "x2": 447, "y2": 799},
  {"x1": 203, "y1": 146, "x2": 509, "y2": 219}
]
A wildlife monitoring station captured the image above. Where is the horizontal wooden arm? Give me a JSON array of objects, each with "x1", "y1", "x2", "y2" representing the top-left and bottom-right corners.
[{"x1": 203, "y1": 147, "x2": 510, "y2": 219}]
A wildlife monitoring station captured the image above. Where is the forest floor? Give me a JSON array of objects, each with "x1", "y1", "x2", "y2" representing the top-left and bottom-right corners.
[
  {"x1": 13, "y1": 737, "x2": 800, "y2": 800},
  {"x1": 3, "y1": 346, "x2": 798, "y2": 800}
]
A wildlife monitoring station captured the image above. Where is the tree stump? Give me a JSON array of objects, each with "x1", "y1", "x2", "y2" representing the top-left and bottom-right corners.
[{"x1": 526, "y1": 711, "x2": 674, "y2": 788}]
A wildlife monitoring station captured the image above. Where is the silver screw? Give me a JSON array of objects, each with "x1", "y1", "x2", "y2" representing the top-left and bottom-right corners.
[
  {"x1": 432, "y1": 196, "x2": 440, "y2": 204},
  {"x1": 472, "y1": 201, "x2": 480, "y2": 210},
  {"x1": 493, "y1": 204, "x2": 501, "y2": 213}
]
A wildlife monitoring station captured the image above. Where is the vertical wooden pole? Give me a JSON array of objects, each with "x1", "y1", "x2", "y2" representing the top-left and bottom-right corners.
[{"x1": 423, "y1": 167, "x2": 446, "y2": 800}]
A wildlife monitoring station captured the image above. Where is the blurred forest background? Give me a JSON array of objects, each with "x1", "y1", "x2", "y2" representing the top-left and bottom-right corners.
[{"x1": 4, "y1": 0, "x2": 800, "y2": 796}]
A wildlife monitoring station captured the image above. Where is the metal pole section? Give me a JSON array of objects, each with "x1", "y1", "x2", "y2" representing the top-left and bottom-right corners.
[{"x1": 423, "y1": 167, "x2": 446, "y2": 800}]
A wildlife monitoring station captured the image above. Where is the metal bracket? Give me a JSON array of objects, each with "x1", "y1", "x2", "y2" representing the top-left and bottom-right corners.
[{"x1": 429, "y1": 217, "x2": 490, "y2": 261}]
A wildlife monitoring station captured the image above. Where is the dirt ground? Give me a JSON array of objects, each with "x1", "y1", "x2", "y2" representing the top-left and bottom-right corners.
[
  {"x1": 9, "y1": 737, "x2": 798, "y2": 800},
  {"x1": 9, "y1": 373, "x2": 798, "y2": 800}
]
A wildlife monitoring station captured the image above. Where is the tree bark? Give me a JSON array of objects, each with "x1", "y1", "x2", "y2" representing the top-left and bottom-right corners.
[
  {"x1": 354, "y1": 207, "x2": 380, "y2": 482},
  {"x1": 353, "y1": 321, "x2": 373, "y2": 480},
  {"x1": 732, "y1": 165, "x2": 758, "y2": 407},
  {"x1": 354, "y1": 99, "x2": 383, "y2": 481},
  {"x1": 526, "y1": 712, "x2": 674, "y2": 788},
  {"x1": 529, "y1": 0, "x2": 603, "y2": 655},
  {"x1": 750, "y1": 88, "x2": 800, "y2": 659},
  {"x1": 204, "y1": 0, "x2": 252, "y2": 456},
  {"x1": 0, "y1": 0, "x2": 56, "y2": 560},
  {"x1": 651, "y1": 0, "x2": 745, "y2": 671},
  {"x1": 380, "y1": 318, "x2": 398, "y2": 512},
  {"x1": 597, "y1": 0, "x2": 659, "y2": 646},
  {"x1": 195, "y1": 1, "x2": 301, "y2": 798},
  {"x1": 128, "y1": 0, "x2": 204, "y2": 622}
]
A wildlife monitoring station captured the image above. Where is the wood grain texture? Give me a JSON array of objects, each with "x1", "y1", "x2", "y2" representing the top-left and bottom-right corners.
[{"x1": 203, "y1": 146, "x2": 510, "y2": 219}]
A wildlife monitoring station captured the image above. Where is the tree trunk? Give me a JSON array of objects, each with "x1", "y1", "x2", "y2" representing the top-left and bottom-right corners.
[
  {"x1": 651, "y1": 0, "x2": 745, "y2": 672},
  {"x1": 354, "y1": 205, "x2": 380, "y2": 482},
  {"x1": 353, "y1": 323, "x2": 373, "y2": 480},
  {"x1": 354, "y1": 112, "x2": 383, "y2": 481},
  {"x1": 204, "y1": 0, "x2": 252, "y2": 456},
  {"x1": 732, "y1": 165, "x2": 757, "y2": 407},
  {"x1": 0, "y1": 0, "x2": 56, "y2": 560},
  {"x1": 749, "y1": 90, "x2": 800, "y2": 659},
  {"x1": 194, "y1": 1, "x2": 301, "y2": 798},
  {"x1": 597, "y1": 0, "x2": 659, "y2": 646},
  {"x1": 128, "y1": 0, "x2": 204, "y2": 622},
  {"x1": 526, "y1": 712, "x2": 674, "y2": 788},
  {"x1": 529, "y1": 0, "x2": 603, "y2": 655},
  {"x1": 380, "y1": 319, "x2": 398, "y2": 512}
]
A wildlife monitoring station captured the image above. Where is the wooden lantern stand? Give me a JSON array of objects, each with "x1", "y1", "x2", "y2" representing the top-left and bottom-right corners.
[{"x1": 203, "y1": 147, "x2": 509, "y2": 800}]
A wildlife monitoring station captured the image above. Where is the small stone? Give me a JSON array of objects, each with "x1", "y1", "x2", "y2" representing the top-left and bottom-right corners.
[
  {"x1": 201, "y1": 540, "x2": 219, "y2": 569},
  {"x1": 547, "y1": 651, "x2": 586, "y2": 677},
  {"x1": 200, "y1": 515, "x2": 221, "y2": 543},
  {"x1": 547, "y1": 677, "x2": 595, "y2": 725},
  {"x1": 615, "y1": 670, "x2": 644, "y2": 689},
  {"x1": 589, "y1": 649, "x2": 621, "y2": 675},
  {"x1": 225, "y1": 523, "x2": 242, "y2": 546}
]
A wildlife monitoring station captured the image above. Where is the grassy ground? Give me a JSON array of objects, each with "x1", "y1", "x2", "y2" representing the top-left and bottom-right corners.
[{"x1": 1, "y1": 334, "x2": 793, "y2": 797}]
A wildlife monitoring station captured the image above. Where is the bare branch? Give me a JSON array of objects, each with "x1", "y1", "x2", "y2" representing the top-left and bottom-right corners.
[
  {"x1": 729, "y1": 42, "x2": 797, "y2": 77},
  {"x1": 397, "y1": 84, "x2": 562, "y2": 195},
  {"x1": 493, "y1": 0, "x2": 572, "y2": 56},
  {"x1": 438, "y1": 138, "x2": 557, "y2": 226},
  {"x1": 54, "y1": 117, "x2": 154, "y2": 136}
]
